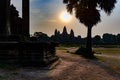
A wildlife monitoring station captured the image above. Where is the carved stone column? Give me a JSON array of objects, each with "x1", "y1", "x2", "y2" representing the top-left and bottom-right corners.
[
  {"x1": 0, "y1": 0, "x2": 10, "y2": 35},
  {"x1": 22, "y1": 0, "x2": 30, "y2": 37}
]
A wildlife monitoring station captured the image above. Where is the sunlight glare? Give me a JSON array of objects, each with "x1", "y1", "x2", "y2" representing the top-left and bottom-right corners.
[{"x1": 60, "y1": 11, "x2": 72, "y2": 22}]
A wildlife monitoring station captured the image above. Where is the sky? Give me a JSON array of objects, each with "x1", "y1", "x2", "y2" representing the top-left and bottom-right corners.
[{"x1": 11, "y1": 0, "x2": 120, "y2": 38}]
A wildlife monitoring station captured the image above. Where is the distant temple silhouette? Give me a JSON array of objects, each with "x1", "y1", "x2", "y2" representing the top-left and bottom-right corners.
[
  {"x1": 54, "y1": 26, "x2": 74, "y2": 37},
  {"x1": 31, "y1": 26, "x2": 120, "y2": 45},
  {"x1": 62, "y1": 26, "x2": 68, "y2": 37},
  {"x1": 31, "y1": 26, "x2": 84, "y2": 44},
  {"x1": 51, "y1": 26, "x2": 83, "y2": 44}
]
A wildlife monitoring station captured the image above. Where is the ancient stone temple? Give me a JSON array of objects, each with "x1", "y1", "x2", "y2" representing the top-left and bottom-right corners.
[
  {"x1": 0, "y1": 0, "x2": 58, "y2": 67},
  {"x1": 0, "y1": 0, "x2": 29, "y2": 37}
]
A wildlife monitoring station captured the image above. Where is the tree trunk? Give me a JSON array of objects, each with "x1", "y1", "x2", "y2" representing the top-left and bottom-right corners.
[{"x1": 86, "y1": 26, "x2": 93, "y2": 57}]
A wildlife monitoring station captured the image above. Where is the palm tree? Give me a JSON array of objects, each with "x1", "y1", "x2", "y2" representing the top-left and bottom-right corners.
[{"x1": 63, "y1": 0, "x2": 116, "y2": 58}]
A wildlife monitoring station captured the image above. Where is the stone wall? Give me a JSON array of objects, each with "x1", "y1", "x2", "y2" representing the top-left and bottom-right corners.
[{"x1": 0, "y1": 42, "x2": 58, "y2": 67}]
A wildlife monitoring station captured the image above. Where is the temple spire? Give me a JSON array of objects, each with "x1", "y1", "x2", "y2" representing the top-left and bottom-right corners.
[
  {"x1": 62, "y1": 26, "x2": 68, "y2": 37},
  {"x1": 70, "y1": 29, "x2": 74, "y2": 37}
]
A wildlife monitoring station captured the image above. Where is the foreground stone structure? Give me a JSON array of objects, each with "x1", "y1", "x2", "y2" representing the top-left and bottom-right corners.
[
  {"x1": 0, "y1": 0, "x2": 29, "y2": 37},
  {"x1": 0, "y1": 0, "x2": 10, "y2": 35},
  {"x1": 0, "y1": 42, "x2": 58, "y2": 66},
  {"x1": 0, "y1": 0, "x2": 58, "y2": 67},
  {"x1": 22, "y1": 0, "x2": 30, "y2": 37}
]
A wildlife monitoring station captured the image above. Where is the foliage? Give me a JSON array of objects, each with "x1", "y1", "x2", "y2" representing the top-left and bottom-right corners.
[
  {"x1": 63, "y1": 0, "x2": 117, "y2": 58},
  {"x1": 10, "y1": 5, "x2": 22, "y2": 35},
  {"x1": 63, "y1": 0, "x2": 116, "y2": 27},
  {"x1": 103, "y1": 33, "x2": 117, "y2": 44},
  {"x1": 31, "y1": 32, "x2": 50, "y2": 42}
]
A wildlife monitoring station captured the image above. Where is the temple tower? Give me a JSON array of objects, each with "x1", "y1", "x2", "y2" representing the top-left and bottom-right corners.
[
  {"x1": 22, "y1": 0, "x2": 30, "y2": 37},
  {"x1": 62, "y1": 26, "x2": 68, "y2": 37}
]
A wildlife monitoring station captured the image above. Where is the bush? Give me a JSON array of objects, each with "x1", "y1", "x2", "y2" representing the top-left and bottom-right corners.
[
  {"x1": 74, "y1": 46, "x2": 96, "y2": 59},
  {"x1": 75, "y1": 46, "x2": 87, "y2": 55}
]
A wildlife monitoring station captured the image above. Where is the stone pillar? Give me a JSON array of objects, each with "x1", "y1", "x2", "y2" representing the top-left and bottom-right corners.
[
  {"x1": 7, "y1": 0, "x2": 11, "y2": 35},
  {"x1": 22, "y1": 0, "x2": 30, "y2": 37},
  {"x1": 0, "y1": 0, "x2": 10, "y2": 35}
]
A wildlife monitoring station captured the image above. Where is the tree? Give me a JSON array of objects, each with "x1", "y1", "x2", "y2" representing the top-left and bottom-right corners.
[
  {"x1": 33, "y1": 32, "x2": 49, "y2": 42},
  {"x1": 103, "y1": 33, "x2": 117, "y2": 44},
  {"x1": 117, "y1": 34, "x2": 120, "y2": 44},
  {"x1": 10, "y1": 5, "x2": 22, "y2": 35},
  {"x1": 63, "y1": 0, "x2": 116, "y2": 58},
  {"x1": 92, "y1": 35, "x2": 102, "y2": 45}
]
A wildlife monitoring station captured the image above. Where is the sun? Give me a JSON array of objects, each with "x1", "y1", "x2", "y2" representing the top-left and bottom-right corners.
[{"x1": 60, "y1": 11, "x2": 72, "y2": 22}]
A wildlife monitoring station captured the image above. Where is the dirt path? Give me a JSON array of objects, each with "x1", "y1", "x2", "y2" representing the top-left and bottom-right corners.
[
  {"x1": 47, "y1": 50, "x2": 120, "y2": 80},
  {"x1": 0, "y1": 49, "x2": 120, "y2": 80}
]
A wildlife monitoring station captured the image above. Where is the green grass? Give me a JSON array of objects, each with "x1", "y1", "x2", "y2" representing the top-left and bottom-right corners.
[
  {"x1": 93, "y1": 48, "x2": 120, "y2": 55},
  {"x1": 93, "y1": 45, "x2": 120, "y2": 48},
  {"x1": 59, "y1": 44, "x2": 120, "y2": 48},
  {"x1": 56, "y1": 47, "x2": 67, "y2": 50},
  {"x1": 96, "y1": 56, "x2": 120, "y2": 74},
  {"x1": 94, "y1": 48, "x2": 120, "y2": 74},
  {"x1": 59, "y1": 44, "x2": 85, "y2": 47}
]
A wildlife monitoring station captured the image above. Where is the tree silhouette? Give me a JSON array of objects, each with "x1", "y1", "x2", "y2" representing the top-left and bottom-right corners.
[
  {"x1": 92, "y1": 35, "x2": 102, "y2": 45},
  {"x1": 10, "y1": 5, "x2": 22, "y2": 35},
  {"x1": 117, "y1": 34, "x2": 120, "y2": 44},
  {"x1": 63, "y1": 0, "x2": 116, "y2": 57},
  {"x1": 103, "y1": 33, "x2": 117, "y2": 44}
]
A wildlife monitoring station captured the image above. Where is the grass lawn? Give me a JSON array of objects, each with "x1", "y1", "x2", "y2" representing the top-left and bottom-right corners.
[
  {"x1": 56, "y1": 47, "x2": 67, "y2": 50},
  {"x1": 93, "y1": 48, "x2": 120, "y2": 55},
  {"x1": 96, "y1": 56, "x2": 120, "y2": 74},
  {"x1": 94, "y1": 48, "x2": 120, "y2": 74}
]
